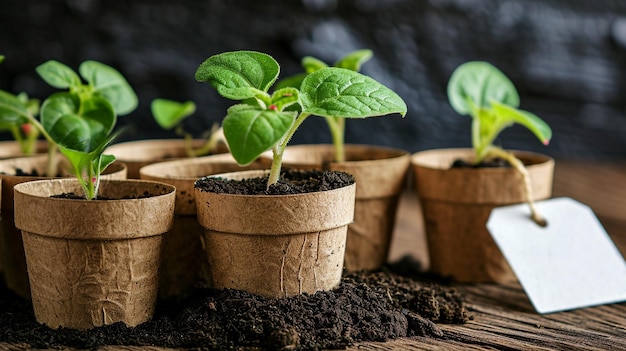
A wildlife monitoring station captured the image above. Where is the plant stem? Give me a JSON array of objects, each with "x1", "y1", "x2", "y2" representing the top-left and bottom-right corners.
[
  {"x1": 486, "y1": 146, "x2": 547, "y2": 227},
  {"x1": 266, "y1": 112, "x2": 310, "y2": 188},
  {"x1": 45, "y1": 143, "x2": 58, "y2": 177},
  {"x1": 325, "y1": 117, "x2": 345, "y2": 163},
  {"x1": 184, "y1": 125, "x2": 224, "y2": 157}
]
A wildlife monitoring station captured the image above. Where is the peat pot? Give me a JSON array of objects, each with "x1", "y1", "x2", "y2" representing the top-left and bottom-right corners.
[
  {"x1": 0, "y1": 155, "x2": 127, "y2": 299},
  {"x1": 194, "y1": 170, "x2": 356, "y2": 298},
  {"x1": 273, "y1": 144, "x2": 410, "y2": 271},
  {"x1": 411, "y1": 148, "x2": 555, "y2": 283},
  {"x1": 139, "y1": 153, "x2": 264, "y2": 298},
  {"x1": 106, "y1": 139, "x2": 227, "y2": 179},
  {"x1": 13, "y1": 178, "x2": 175, "y2": 330}
]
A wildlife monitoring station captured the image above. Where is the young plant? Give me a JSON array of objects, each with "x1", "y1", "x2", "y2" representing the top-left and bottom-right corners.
[
  {"x1": 447, "y1": 61, "x2": 552, "y2": 224},
  {"x1": 150, "y1": 98, "x2": 224, "y2": 157},
  {"x1": 0, "y1": 59, "x2": 137, "y2": 199},
  {"x1": 35, "y1": 59, "x2": 137, "y2": 199},
  {"x1": 0, "y1": 57, "x2": 42, "y2": 155},
  {"x1": 276, "y1": 49, "x2": 374, "y2": 162},
  {"x1": 195, "y1": 50, "x2": 407, "y2": 188}
]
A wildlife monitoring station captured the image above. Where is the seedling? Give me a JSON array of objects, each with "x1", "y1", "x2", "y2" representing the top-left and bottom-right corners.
[
  {"x1": 276, "y1": 49, "x2": 374, "y2": 162},
  {"x1": 0, "y1": 57, "x2": 42, "y2": 155},
  {"x1": 150, "y1": 98, "x2": 224, "y2": 156},
  {"x1": 195, "y1": 50, "x2": 407, "y2": 188},
  {"x1": 447, "y1": 61, "x2": 552, "y2": 224},
  {"x1": 0, "y1": 59, "x2": 137, "y2": 199}
]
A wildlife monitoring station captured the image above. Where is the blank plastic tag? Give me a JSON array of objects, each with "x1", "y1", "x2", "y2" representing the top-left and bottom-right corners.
[{"x1": 487, "y1": 197, "x2": 626, "y2": 314}]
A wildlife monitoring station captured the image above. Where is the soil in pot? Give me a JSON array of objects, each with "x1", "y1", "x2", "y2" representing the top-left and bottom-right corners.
[{"x1": 0, "y1": 258, "x2": 470, "y2": 350}]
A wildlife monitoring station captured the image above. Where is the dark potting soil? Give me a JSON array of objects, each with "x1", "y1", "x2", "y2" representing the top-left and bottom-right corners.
[
  {"x1": 451, "y1": 158, "x2": 511, "y2": 169},
  {"x1": 0, "y1": 258, "x2": 470, "y2": 351},
  {"x1": 195, "y1": 169, "x2": 355, "y2": 195}
]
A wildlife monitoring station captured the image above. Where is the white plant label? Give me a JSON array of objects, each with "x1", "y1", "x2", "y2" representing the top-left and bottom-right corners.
[{"x1": 487, "y1": 197, "x2": 626, "y2": 314}]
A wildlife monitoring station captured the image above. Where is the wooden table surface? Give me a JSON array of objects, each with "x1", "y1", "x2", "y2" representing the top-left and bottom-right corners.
[
  {"x1": 3, "y1": 159, "x2": 625, "y2": 351},
  {"x1": 356, "y1": 159, "x2": 626, "y2": 351}
]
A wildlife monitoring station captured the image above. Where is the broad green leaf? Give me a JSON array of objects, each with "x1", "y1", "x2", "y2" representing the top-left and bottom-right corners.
[
  {"x1": 300, "y1": 67, "x2": 407, "y2": 118},
  {"x1": 447, "y1": 61, "x2": 519, "y2": 116},
  {"x1": 195, "y1": 51, "x2": 280, "y2": 100},
  {"x1": 41, "y1": 93, "x2": 115, "y2": 152},
  {"x1": 17, "y1": 93, "x2": 40, "y2": 116},
  {"x1": 335, "y1": 49, "x2": 373, "y2": 72},
  {"x1": 270, "y1": 88, "x2": 299, "y2": 111},
  {"x1": 79, "y1": 60, "x2": 138, "y2": 115},
  {"x1": 97, "y1": 153, "x2": 116, "y2": 173},
  {"x1": 36, "y1": 60, "x2": 81, "y2": 89},
  {"x1": 0, "y1": 55, "x2": 4, "y2": 64},
  {"x1": 302, "y1": 56, "x2": 328, "y2": 74},
  {"x1": 0, "y1": 90, "x2": 30, "y2": 124},
  {"x1": 151, "y1": 99, "x2": 196, "y2": 130},
  {"x1": 490, "y1": 100, "x2": 552, "y2": 145},
  {"x1": 222, "y1": 104, "x2": 296, "y2": 165}
]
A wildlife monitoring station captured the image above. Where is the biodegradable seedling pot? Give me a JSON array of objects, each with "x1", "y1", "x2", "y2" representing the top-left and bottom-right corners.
[
  {"x1": 0, "y1": 155, "x2": 127, "y2": 299},
  {"x1": 106, "y1": 139, "x2": 227, "y2": 179},
  {"x1": 273, "y1": 144, "x2": 410, "y2": 271},
  {"x1": 139, "y1": 153, "x2": 264, "y2": 298},
  {"x1": 194, "y1": 170, "x2": 356, "y2": 298},
  {"x1": 411, "y1": 148, "x2": 554, "y2": 283},
  {"x1": 0, "y1": 140, "x2": 49, "y2": 159},
  {"x1": 13, "y1": 178, "x2": 175, "y2": 330}
]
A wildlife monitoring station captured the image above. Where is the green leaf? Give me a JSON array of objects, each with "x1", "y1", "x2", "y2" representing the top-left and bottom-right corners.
[
  {"x1": 447, "y1": 61, "x2": 519, "y2": 116},
  {"x1": 489, "y1": 100, "x2": 552, "y2": 145},
  {"x1": 335, "y1": 49, "x2": 373, "y2": 72},
  {"x1": 94, "y1": 153, "x2": 116, "y2": 175},
  {"x1": 300, "y1": 67, "x2": 407, "y2": 118},
  {"x1": 0, "y1": 90, "x2": 30, "y2": 125},
  {"x1": 195, "y1": 51, "x2": 280, "y2": 100},
  {"x1": 151, "y1": 99, "x2": 196, "y2": 130},
  {"x1": 41, "y1": 93, "x2": 116, "y2": 153},
  {"x1": 222, "y1": 104, "x2": 296, "y2": 165},
  {"x1": 36, "y1": 60, "x2": 82, "y2": 89},
  {"x1": 79, "y1": 60, "x2": 138, "y2": 115},
  {"x1": 270, "y1": 88, "x2": 299, "y2": 111},
  {"x1": 302, "y1": 56, "x2": 328, "y2": 74},
  {"x1": 0, "y1": 55, "x2": 4, "y2": 64}
]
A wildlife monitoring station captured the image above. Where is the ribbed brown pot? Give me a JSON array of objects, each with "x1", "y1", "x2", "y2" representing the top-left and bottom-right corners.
[
  {"x1": 411, "y1": 148, "x2": 555, "y2": 283},
  {"x1": 269, "y1": 144, "x2": 410, "y2": 272},
  {"x1": 195, "y1": 170, "x2": 355, "y2": 298},
  {"x1": 13, "y1": 179, "x2": 175, "y2": 330},
  {"x1": 0, "y1": 140, "x2": 48, "y2": 159},
  {"x1": 139, "y1": 153, "x2": 264, "y2": 298},
  {"x1": 0, "y1": 155, "x2": 127, "y2": 299},
  {"x1": 106, "y1": 139, "x2": 227, "y2": 179}
]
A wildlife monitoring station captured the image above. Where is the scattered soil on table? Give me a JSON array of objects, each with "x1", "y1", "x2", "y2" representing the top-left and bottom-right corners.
[
  {"x1": 195, "y1": 169, "x2": 355, "y2": 195},
  {"x1": 0, "y1": 258, "x2": 470, "y2": 351}
]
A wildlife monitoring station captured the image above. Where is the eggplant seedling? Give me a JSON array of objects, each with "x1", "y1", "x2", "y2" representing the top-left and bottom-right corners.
[
  {"x1": 0, "y1": 59, "x2": 137, "y2": 199},
  {"x1": 195, "y1": 50, "x2": 407, "y2": 188},
  {"x1": 0, "y1": 57, "x2": 42, "y2": 156},
  {"x1": 150, "y1": 98, "x2": 224, "y2": 157},
  {"x1": 447, "y1": 61, "x2": 552, "y2": 225},
  {"x1": 275, "y1": 49, "x2": 374, "y2": 162}
]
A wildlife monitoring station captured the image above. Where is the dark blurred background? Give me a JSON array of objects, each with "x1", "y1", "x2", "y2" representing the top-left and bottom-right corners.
[{"x1": 2, "y1": 0, "x2": 626, "y2": 160}]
